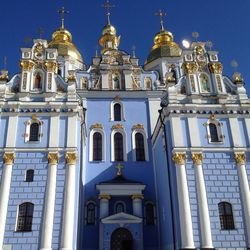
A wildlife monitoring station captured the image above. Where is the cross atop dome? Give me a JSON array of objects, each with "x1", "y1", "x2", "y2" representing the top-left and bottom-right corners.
[
  {"x1": 155, "y1": 10, "x2": 167, "y2": 31},
  {"x1": 102, "y1": 0, "x2": 115, "y2": 25},
  {"x1": 58, "y1": 7, "x2": 69, "y2": 29}
]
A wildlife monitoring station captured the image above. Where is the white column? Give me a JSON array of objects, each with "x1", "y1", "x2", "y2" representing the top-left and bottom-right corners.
[
  {"x1": 40, "y1": 153, "x2": 59, "y2": 250},
  {"x1": 172, "y1": 153, "x2": 195, "y2": 249},
  {"x1": 192, "y1": 153, "x2": 214, "y2": 249},
  {"x1": 0, "y1": 153, "x2": 15, "y2": 250},
  {"x1": 99, "y1": 195, "x2": 110, "y2": 219},
  {"x1": 60, "y1": 152, "x2": 77, "y2": 250},
  {"x1": 235, "y1": 153, "x2": 250, "y2": 248},
  {"x1": 132, "y1": 195, "x2": 143, "y2": 217}
]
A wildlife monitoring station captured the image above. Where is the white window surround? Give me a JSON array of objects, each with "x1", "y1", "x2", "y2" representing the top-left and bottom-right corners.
[
  {"x1": 110, "y1": 100, "x2": 125, "y2": 121},
  {"x1": 132, "y1": 129, "x2": 149, "y2": 161},
  {"x1": 24, "y1": 117, "x2": 43, "y2": 143},
  {"x1": 15, "y1": 201, "x2": 34, "y2": 231},
  {"x1": 111, "y1": 129, "x2": 127, "y2": 162},
  {"x1": 198, "y1": 72, "x2": 212, "y2": 93},
  {"x1": 114, "y1": 201, "x2": 126, "y2": 214},
  {"x1": 85, "y1": 201, "x2": 97, "y2": 225},
  {"x1": 205, "y1": 117, "x2": 224, "y2": 144},
  {"x1": 89, "y1": 128, "x2": 106, "y2": 162}
]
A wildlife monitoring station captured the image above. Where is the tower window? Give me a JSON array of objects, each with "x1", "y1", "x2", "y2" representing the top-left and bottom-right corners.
[
  {"x1": 86, "y1": 202, "x2": 96, "y2": 225},
  {"x1": 25, "y1": 169, "x2": 34, "y2": 182},
  {"x1": 114, "y1": 103, "x2": 121, "y2": 121},
  {"x1": 218, "y1": 202, "x2": 235, "y2": 230},
  {"x1": 209, "y1": 123, "x2": 219, "y2": 142},
  {"x1": 16, "y1": 202, "x2": 34, "y2": 232},
  {"x1": 93, "y1": 132, "x2": 102, "y2": 161},
  {"x1": 135, "y1": 133, "x2": 145, "y2": 161},
  {"x1": 114, "y1": 132, "x2": 124, "y2": 161},
  {"x1": 29, "y1": 123, "x2": 39, "y2": 142},
  {"x1": 33, "y1": 72, "x2": 42, "y2": 90},
  {"x1": 145, "y1": 202, "x2": 155, "y2": 225},
  {"x1": 115, "y1": 202, "x2": 125, "y2": 214}
]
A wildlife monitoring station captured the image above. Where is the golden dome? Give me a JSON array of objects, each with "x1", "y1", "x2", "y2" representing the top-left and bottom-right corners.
[
  {"x1": 102, "y1": 24, "x2": 116, "y2": 36},
  {"x1": 48, "y1": 28, "x2": 83, "y2": 62}
]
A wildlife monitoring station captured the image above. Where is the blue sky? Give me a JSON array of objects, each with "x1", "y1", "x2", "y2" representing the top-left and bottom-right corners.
[{"x1": 1, "y1": 0, "x2": 250, "y2": 91}]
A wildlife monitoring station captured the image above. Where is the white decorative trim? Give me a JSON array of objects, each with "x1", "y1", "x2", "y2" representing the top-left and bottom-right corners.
[
  {"x1": 111, "y1": 128, "x2": 127, "y2": 162},
  {"x1": 205, "y1": 117, "x2": 224, "y2": 144},
  {"x1": 89, "y1": 128, "x2": 106, "y2": 162},
  {"x1": 131, "y1": 129, "x2": 149, "y2": 161},
  {"x1": 24, "y1": 117, "x2": 43, "y2": 143},
  {"x1": 110, "y1": 100, "x2": 125, "y2": 121}
]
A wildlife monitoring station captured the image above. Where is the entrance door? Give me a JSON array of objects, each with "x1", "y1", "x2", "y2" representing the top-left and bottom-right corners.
[{"x1": 111, "y1": 228, "x2": 133, "y2": 250}]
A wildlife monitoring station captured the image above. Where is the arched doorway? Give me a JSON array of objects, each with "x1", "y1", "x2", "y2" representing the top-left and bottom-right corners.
[{"x1": 111, "y1": 228, "x2": 133, "y2": 250}]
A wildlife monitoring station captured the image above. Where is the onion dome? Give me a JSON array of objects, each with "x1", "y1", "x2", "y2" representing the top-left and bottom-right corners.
[
  {"x1": 48, "y1": 7, "x2": 83, "y2": 63},
  {"x1": 146, "y1": 11, "x2": 182, "y2": 64}
]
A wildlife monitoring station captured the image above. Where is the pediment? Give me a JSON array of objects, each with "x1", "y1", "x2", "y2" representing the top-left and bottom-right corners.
[{"x1": 101, "y1": 212, "x2": 142, "y2": 224}]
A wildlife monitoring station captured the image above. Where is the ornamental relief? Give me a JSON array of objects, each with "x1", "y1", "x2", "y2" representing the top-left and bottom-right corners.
[
  {"x1": 234, "y1": 152, "x2": 246, "y2": 165},
  {"x1": 182, "y1": 62, "x2": 198, "y2": 74},
  {"x1": 209, "y1": 62, "x2": 223, "y2": 74},
  {"x1": 172, "y1": 152, "x2": 186, "y2": 165}
]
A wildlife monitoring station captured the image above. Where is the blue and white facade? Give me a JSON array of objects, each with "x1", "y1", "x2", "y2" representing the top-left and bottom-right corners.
[{"x1": 0, "y1": 5, "x2": 250, "y2": 250}]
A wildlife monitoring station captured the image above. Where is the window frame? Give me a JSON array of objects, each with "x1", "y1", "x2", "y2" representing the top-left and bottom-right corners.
[
  {"x1": 205, "y1": 116, "x2": 224, "y2": 144},
  {"x1": 85, "y1": 201, "x2": 97, "y2": 225},
  {"x1": 89, "y1": 128, "x2": 105, "y2": 162},
  {"x1": 24, "y1": 117, "x2": 43, "y2": 143},
  {"x1": 218, "y1": 202, "x2": 235, "y2": 230},
  {"x1": 114, "y1": 201, "x2": 126, "y2": 214},
  {"x1": 110, "y1": 100, "x2": 125, "y2": 121},
  {"x1": 111, "y1": 128, "x2": 127, "y2": 162},
  {"x1": 132, "y1": 128, "x2": 149, "y2": 161},
  {"x1": 25, "y1": 169, "x2": 34, "y2": 182},
  {"x1": 31, "y1": 70, "x2": 44, "y2": 92},
  {"x1": 144, "y1": 201, "x2": 156, "y2": 225},
  {"x1": 198, "y1": 72, "x2": 212, "y2": 94},
  {"x1": 16, "y1": 202, "x2": 34, "y2": 232}
]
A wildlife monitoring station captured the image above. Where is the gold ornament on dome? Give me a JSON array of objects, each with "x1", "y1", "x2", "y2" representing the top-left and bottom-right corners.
[
  {"x1": 131, "y1": 194, "x2": 144, "y2": 200},
  {"x1": 3, "y1": 152, "x2": 15, "y2": 164},
  {"x1": 234, "y1": 152, "x2": 246, "y2": 165},
  {"x1": 48, "y1": 152, "x2": 59, "y2": 164},
  {"x1": 182, "y1": 62, "x2": 198, "y2": 74},
  {"x1": 191, "y1": 153, "x2": 203, "y2": 165},
  {"x1": 44, "y1": 61, "x2": 57, "y2": 73},
  {"x1": 20, "y1": 60, "x2": 34, "y2": 71},
  {"x1": 132, "y1": 124, "x2": 144, "y2": 130},
  {"x1": 209, "y1": 62, "x2": 223, "y2": 74},
  {"x1": 98, "y1": 194, "x2": 111, "y2": 200},
  {"x1": 112, "y1": 124, "x2": 123, "y2": 130},
  {"x1": 65, "y1": 152, "x2": 77, "y2": 164},
  {"x1": 90, "y1": 123, "x2": 103, "y2": 130},
  {"x1": 172, "y1": 152, "x2": 186, "y2": 165}
]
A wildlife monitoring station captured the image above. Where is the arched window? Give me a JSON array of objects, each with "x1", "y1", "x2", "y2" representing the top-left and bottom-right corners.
[
  {"x1": 135, "y1": 133, "x2": 145, "y2": 161},
  {"x1": 33, "y1": 72, "x2": 42, "y2": 90},
  {"x1": 209, "y1": 123, "x2": 219, "y2": 142},
  {"x1": 29, "y1": 123, "x2": 39, "y2": 142},
  {"x1": 25, "y1": 169, "x2": 34, "y2": 182},
  {"x1": 86, "y1": 202, "x2": 96, "y2": 225},
  {"x1": 145, "y1": 202, "x2": 155, "y2": 225},
  {"x1": 113, "y1": 73, "x2": 120, "y2": 89},
  {"x1": 115, "y1": 202, "x2": 125, "y2": 213},
  {"x1": 218, "y1": 202, "x2": 235, "y2": 230},
  {"x1": 114, "y1": 132, "x2": 124, "y2": 161},
  {"x1": 93, "y1": 132, "x2": 102, "y2": 161},
  {"x1": 199, "y1": 73, "x2": 211, "y2": 93},
  {"x1": 114, "y1": 103, "x2": 121, "y2": 121},
  {"x1": 16, "y1": 202, "x2": 34, "y2": 232}
]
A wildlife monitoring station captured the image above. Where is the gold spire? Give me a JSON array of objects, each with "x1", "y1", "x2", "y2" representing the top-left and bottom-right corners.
[
  {"x1": 99, "y1": 0, "x2": 120, "y2": 54},
  {"x1": 155, "y1": 10, "x2": 167, "y2": 31},
  {"x1": 48, "y1": 7, "x2": 83, "y2": 62}
]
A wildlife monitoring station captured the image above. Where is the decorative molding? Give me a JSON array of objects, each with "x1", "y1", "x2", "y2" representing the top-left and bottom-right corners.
[
  {"x1": 98, "y1": 194, "x2": 111, "y2": 200},
  {"x1": 209, "y1": 62, "x2": 223, "y2": 74},
  {"x1": 31, "y1": 114, "x2": 37, "y2": 121},
  {"x1": 90, "y1": 123, "x2": 103, "y2": 130},
  {"x1": 132, "y1": 124, "x2": 144, "y2": 130},
  {"x1": 209, "y1": 114, "x2": 215, "y2": 120},
  {"x1": 191, "y1": 153, "x2": 203, "y2": 165},
  {"x1": 3, "y1": 152, "x2": 15, "y2": 164},
  {"x1": 182, "y1": 62, "x2": 198, "y2": 74},
  {"x1": 234, "y1": 152, "x2": 246, "y2": 165},
  {"x1": 172, "y1": 152, "x2": 186, "y2": 165},
  {"x1": 20, "y1": 60, "x2": 34, "y2": 71},
  {"x1": 65, "y1": 152, "x2": 77, "y2": 164},
  {"x1": 44, "y1": 61, "x2": 57, "y2": 72},
  {"x1": 48, "y1": 152, "x2": 59, "y2": 164},
  {"x1": 112, "y1": 124, "x2": 123, "y2": 130},
  {"x1": 114, "y1": 95, "x2": 120, "y2": 101},
  {"x1": 131, "y1": 194, "x2": 144, "y2": 200}
]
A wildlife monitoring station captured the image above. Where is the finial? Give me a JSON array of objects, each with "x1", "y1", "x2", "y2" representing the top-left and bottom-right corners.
[
  {"x1": 58, "y1": 7, "x2": 69, "y2": 29},
  {"x1": 102, "y1": 0, "x2": 115, "y2": 25},
  {"x1": 37, "y1": 28, "x2": 45, "y2": 39},
  {"x1": 192, "y1": 31, "x2": 200, "y2": 41},
  {"x1": 132, "y1": 45, "x2": 136, "y2": 58},
  {"x1": 116, "y1": 163, "x2": 124, "y2": 176},
  {"x1": 95, "y1": 45, "x2": 99, "y2": 58},
  {"x1": 206, "y1": 40, "x2": 213, "y2": 50},
  {"x1": 155, "y1": 10, "x2": 167, "y2": 31}
]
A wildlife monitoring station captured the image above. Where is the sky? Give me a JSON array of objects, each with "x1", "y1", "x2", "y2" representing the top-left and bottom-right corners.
[{"x1": 1, "y1": 0, "x2": 250, "y2": 92}]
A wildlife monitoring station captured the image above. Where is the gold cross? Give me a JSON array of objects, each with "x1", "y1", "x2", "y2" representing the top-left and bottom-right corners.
[
  {"x1": 102, "y1": 0, "x2": 115, "y2": 24},
  {"x1": 116, "y1": 163, "x2": 123, "y2": 176},
  {"x1": 155, "y1": 10, "x2": 167, "y2": 30},
  {"x1": 58, "y1": 7, "x2": 69, "y2": 29}
]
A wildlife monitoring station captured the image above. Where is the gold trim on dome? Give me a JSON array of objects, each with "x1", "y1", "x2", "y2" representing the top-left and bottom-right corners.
[
  {"x1": 20, "y1": 60, "x2": 34, "y2": 71},
  {"x1": 131, "y1": 194, "x2": 144, "y2": 200},
  {"x1": 3, "y1": 152, "x2": 15, "y2": 164},
  {"x1": 65, "y1": 152, "x2": 77, "y2": 164},
  {"x1": 191, "y1": 153, "x2": 203, "y2": 165},
  {"x1": 209, "y1": 62, "x2": 223, "y2": 74},
  {"x1": 99, "y1": 194, "x2": 111, "y2": 200},
  {"x1": 182, "y1": 62, "x2": 198, "y2": 74},
  {"x1": 90, "y1": 123, "x2": 103, "y2": 130},
  {"x1": 172, "y1": 153, "x2": 186, "y2": 165},
  {"x1": 44, "y1": 61, "x2": 57, "y2": 73},
  {"x1": 48, "y1": 152, "x2": 59, "y2": 164},
  {"x1": 112, "y1": 124, "x2": 123, "y2": 130},
  {"x1": 132, "y1": 124, "x2": 144, "y2": 130},
  {"x1": 234, "y1": 152, "x2": 246, "y2": 165}
]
